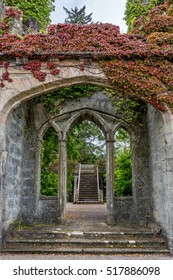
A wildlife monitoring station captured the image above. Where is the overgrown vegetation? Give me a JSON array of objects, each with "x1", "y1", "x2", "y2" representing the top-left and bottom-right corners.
[
  {"x1": 5, "y1": 0, "x2": 55, "y2": 30},
  {"x1": 38, "y1": 85, "x2": 99, "y2": 113},
  {"x1": 114, "y1": 128, "x2": 132, "y2": 196},
  {"x1": 41, "y1": 127, "x2": 58, "y2": 196},
  {"x1": 1, "y1": 1, "x2": 173, "y2": 198},
  {"x1": 124, "y1": 0, "x2": 164, "y2": 31}
]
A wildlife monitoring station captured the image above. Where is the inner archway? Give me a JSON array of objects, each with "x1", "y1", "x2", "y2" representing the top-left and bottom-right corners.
[{"x1": 66, "y1": 118, "x2": 107, "y2": 224}]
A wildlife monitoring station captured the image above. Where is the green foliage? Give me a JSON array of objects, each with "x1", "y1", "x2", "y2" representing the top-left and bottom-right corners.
[
  {"x1": 5, "y1": 0, "x2": 55, "y2": 30},
  {"x1": 39, "y1": 85, "x2": 99, "y2": 113},
  {"x1": 115, "y1": 151, "x2": 132, "y2": 196},
  {"x1": 41, "y1": 127, "x2": 58, "y2": 196},
  {"x1": 108, "y1": 89, "x2": 147, "y2": 124},
  {"x1": 114, "y1": 128, "x2": 132, "y2": 196},
  {"x1": 68, "y1": 120, "x2": 106, "y2": 164},
  {"x1": 124, "y1": 0, "x2": 163, "y2": 31},
  {"x1": 63, "y1": 5, "x2": 93, "y2": 24}
]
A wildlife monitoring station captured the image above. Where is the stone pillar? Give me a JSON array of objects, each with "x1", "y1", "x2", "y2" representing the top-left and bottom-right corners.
[
  {"x1": 106, "y1": 135, "x2": 115, "y2": 225},
  {"x1": 10, "y1": 8, "x2": 23, "y2": 36},
  {"x1": 0, "y1": 123, "x2": 7, "y2": 250},
  {"x1": 58, "y1": 132, "x2": 67, "y2": 224}
]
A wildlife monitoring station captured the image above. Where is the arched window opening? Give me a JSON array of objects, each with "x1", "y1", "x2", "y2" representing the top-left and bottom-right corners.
[
  {"x1": 40, "y1": 127, "x2": 58, "y2": 196},
  {"x1": 114, "y1": 128, "x2": 132, "y2": 196},
  {"x1": 67, "y1": 120, "x2": 106, "y2": 202}
]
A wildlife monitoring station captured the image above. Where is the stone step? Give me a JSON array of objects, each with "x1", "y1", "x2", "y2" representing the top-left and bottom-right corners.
[
  {"x1": 79, "y1": 189, "x2": 98, "y2": 191},
  {"x1": 79, "y1": 197, "x2": 98, "y2": 200},
  {"x1": 5, "y1": 237, "x2": 166, "y2": 250},
  {"x1": 78, "y1": 199, "x2": 99, "y2": 202},
  {"x1": 80, "y1": 177, "x2": 97, "y2": 180},
  {"x1": 79, "y1": 188, "x2": 97, "y2": 190},
  {"x1": 79, "y1": 170, "x2": 99, "y2": 202},
  {"x1": 74, "y1": 201, "x2": 102, "y2": 204},
  {"x1": 80, "y1": 174, "x2": 97, "y2": 177},
  {"x1": 3, "y1": 247, "x2": 169, "y2": 254},
  {"x1": 4, "y1": 224, "x2": 169, "y2": 254},
  {"x1": 79, "y1": 191, "x2": 98, "y2": 194},
  {"x1": 79, "y1": 182, "x2": 97, "y2": 186},
  {"x1": 79, "y1": 186, "x2": 98, "y2": 189},
  {"x1": 80, "y1": 180, "x2": 97, "y2": 184},
  {"x1": 78, "y1": 197, "x2": 99, "y2": 200},
  {"x1": 9, "y1": 228, "x2": 164, "y2": 240}
]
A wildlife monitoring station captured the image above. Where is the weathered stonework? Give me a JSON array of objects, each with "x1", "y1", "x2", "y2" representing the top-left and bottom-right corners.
[
  {"x1": 2, "y1": 105, "x2": 26, "y2": 234},
  {"x1": 0, "y1": 56, "x2": 173, "y2": 254},
  {"x1": 148, "y1": 105, "x2": 173, "y2": 253}
]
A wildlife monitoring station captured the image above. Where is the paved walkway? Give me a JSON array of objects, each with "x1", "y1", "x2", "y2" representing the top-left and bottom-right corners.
[
  {"x1": 65, "y1": 203, "x2": 107, "y2": 231},
  {"x1": 63, "y1": 203, "x2": 151, "y2": 233}
]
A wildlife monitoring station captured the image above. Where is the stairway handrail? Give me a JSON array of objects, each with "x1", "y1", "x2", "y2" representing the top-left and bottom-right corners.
[
  {"x1": 73, "y1": 163, "x2": 81, "y2": 203},
  {"x1": 96, "y1": 166, "x2": 103, "y2": 202},
  {"x1": 73, "y1": 175, "x2": 78, "y2": 203},
  {"x1": 77, "y1": 163, "x2": 81, "y2": 202}
]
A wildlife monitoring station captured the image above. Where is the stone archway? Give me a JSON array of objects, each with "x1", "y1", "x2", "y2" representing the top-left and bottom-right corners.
[
  {"x1": 1, "y1": 59, "x2": 173, "y2": 252},
  {"x1": 7, "y1": 88, "x2": 149, "y2": 228}
]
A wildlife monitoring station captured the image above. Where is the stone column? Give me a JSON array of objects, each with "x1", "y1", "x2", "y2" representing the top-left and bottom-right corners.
[
  {"x1": 58, "y1": 132, "x2": 67, "y2": 224},
  {"x1": 0, "y1": 123, "x2": 7, "y2": 250},
  {"x1": 106, "y1": 134, "x2": 115, "y2": 225}
]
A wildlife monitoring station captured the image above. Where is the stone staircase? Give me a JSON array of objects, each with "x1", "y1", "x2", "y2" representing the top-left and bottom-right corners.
[
  {"x1": 3, "y1": 224, "x2": 169, "y2": 254},
  {"x1": 75, "y1": 164, "x2": 102, "y2": 203}
]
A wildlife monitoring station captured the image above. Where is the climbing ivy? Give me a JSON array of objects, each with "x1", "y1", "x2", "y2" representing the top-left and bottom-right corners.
[
  {"x1": 1, "y1": 2, "x2": 173, "y2": 110},
  {"x1": 4, "y1": 0, "x2": 55, "y2": 30},
  {"x1": 107, "y1": 88, "x2": 147, "y2": 124},
  {"x1": 0, "y1": 6, "x2": 22, "y2": 35},
  {"x1": 38, "y1": 85, "x2": 100, "y2": 113},
  {"x1": 124, "y1": 0, "x2": 164, "y2": 31}
]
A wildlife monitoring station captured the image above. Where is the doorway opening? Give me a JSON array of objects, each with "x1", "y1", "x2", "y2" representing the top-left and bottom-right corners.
[{"x1": 66, "y1": 119, "x2": 106, "y2": 223}]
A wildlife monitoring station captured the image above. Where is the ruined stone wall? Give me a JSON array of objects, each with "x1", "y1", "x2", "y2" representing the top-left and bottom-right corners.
[
  {"x1": 113, "y1": 113, "x2": 152, "y2": 225},
  {"x1": 113, "y1": 197, "x2": 136, "y2": 224},
  {"x1": 148, "y1": 104, "x2": 173, "y2": 252},
  {"x1": 132, "y1": 116, "x2": 152, "y2": 224},
  {"x1": 2, "y1": 104, "x2": 26, "y2": 232},
  {"x1": 19, "y1": 103, "x2": 39, "y2": 224}
]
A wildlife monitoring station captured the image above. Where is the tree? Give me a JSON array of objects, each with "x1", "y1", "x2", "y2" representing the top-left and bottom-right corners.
[
  {"x1": 63, "y1": 5, "x2": 93, "y2": 24},
  {"x1": 5, "y1": 0, "x2": 55, "y2": 30},
  {"x1": 68, "y1": 120, "x2": 106, "y2": 164}
]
